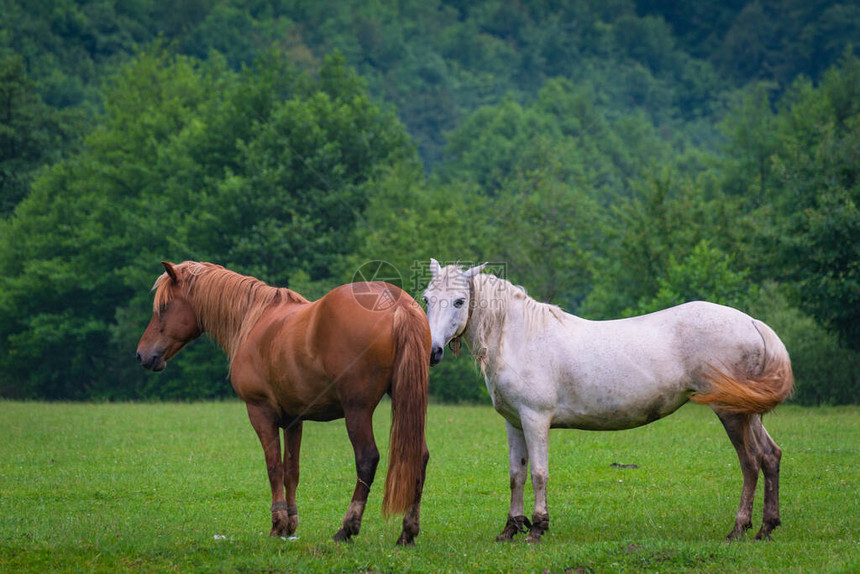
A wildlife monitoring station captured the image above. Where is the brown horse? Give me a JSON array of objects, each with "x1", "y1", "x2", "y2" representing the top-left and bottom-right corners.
[{"x1": 136, "y1": 261, "x2": 430, "y2": 545}]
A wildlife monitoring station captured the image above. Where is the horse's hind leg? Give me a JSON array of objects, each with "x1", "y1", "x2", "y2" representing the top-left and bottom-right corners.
[
  {"x1": 396, "y1": 438, "x2": 429, "y2": 546},
  {"x1": 496, "y1": 421, "x2": 531, "y2": 542},
  {"x1": 333, "y1": 408, "x2": 379, "y2": 543},
  {"x1": 282, "y1": 420, "x2": 303, "y2": 536},
  {"x1": 716, "y1": 410, "x2": 762, "y2": 540},
  {"x1": 753, "y1": 420, "x2": 783, "y2": 540},
  {"x1": 246, "y1": 403, "x2": 289, "y2": 537}
]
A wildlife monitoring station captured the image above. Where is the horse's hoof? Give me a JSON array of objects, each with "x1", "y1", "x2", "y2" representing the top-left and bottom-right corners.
[
  {"x1": 332, "y1": 529, "x2": 352, "y2": 543},
  {"x1": 496, "y1": 515, "x2": 529, "y2": 542},
  {"x1": 726, "y1": 521, "x2": 752, "y2": 541},
  {"x1": 754, "y1": 524, "x2": 777, "y2": 541},
  {"x1": 396, "y1": 534, "x2": 416, "y2": 546},
  {"x1": 754, "y1": 517, "x2": 780, "y2": 540},
  {"x1": 526, "y1": 512, "x2": 548, "y2": 543}
]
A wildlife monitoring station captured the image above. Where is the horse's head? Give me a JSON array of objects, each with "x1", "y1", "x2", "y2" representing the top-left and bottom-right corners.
[
  {"x1": 423, "y1": 258, "x2": 485, "y2": 366},
  {"x1": 136, "y1": 261, "x2": 202, "y2": 372}
]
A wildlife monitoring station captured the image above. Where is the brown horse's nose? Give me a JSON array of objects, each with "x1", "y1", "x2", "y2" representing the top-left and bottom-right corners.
[{"x1": 137, "y1": 350, "x2": 163, "y2": 371}]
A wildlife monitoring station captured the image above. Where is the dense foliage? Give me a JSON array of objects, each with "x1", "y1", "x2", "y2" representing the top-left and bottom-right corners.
[{"x1": 1, "y1": 1, "x2": 858, "y2": 404}]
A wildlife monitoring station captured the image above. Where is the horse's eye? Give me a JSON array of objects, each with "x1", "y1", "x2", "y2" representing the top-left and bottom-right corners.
[{"x1": 454, "y1": 298, "x2": 465, "y2": 309}]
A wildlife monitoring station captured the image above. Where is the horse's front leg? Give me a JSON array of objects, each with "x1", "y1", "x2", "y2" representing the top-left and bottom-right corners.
[
  {"x1": 246, "y1": 403, "x2": 289, "y2": 537},
  {"x1": 282, "y1": 420, "x2": 303, "y2": 537},
  {"x1": 496, "y1": 421, "x2": 531, "y2": 542},
  {"x1": 520, "y1": 409, "x2": 552, "y2": 543},
  {"x1": 333, "y1": 409, "x2": 379, "y2": 543}
]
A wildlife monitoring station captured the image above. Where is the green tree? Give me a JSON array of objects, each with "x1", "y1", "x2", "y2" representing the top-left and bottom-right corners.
[
  {"x1": 766, "y1": 55, "x2": 860, "y2": 349},
  {"x1": 0, "y1": 48, "x2": 417, "y2": 400},
  {"x1": 0, "y1": 48, "x2": 227, "y2": 399},
  {"x1": 0, "y1": 54, "x2": 81, "y2": 215},
  {"x1": 634, "y1": 240, "x2": 757, "y2": 315},
  {"x1": 716, "y1": 1, "x2": 783, "y2": 84},
  {"x1": 718, "y1": 83, "x2": 780, "y2": 202},
  {"x1": 438, "y1": 78, "x2": 672, "y2": 201},
  {"x1": 580, "y1": 171, "x2": 744, "y2": 318},
  {"x1": 178, "y1": 52, "x2": 416, "y2": 283},
  {"x1": 487, "y1": 153, "x2": 602, "y2": 309}
]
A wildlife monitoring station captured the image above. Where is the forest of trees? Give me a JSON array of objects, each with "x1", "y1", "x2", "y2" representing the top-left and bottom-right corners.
[{"x1": 1, "y1": 0, "x2": 858, "y2": 404}]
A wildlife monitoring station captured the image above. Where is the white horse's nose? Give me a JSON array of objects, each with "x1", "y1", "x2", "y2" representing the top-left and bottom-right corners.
[{"x1": 430, "y1": 345, "x2": 444, "y2": 366}]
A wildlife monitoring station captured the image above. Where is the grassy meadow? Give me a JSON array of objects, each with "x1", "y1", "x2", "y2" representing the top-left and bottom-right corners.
[{"x1": 1, "y1": 400, "x2": 858, "y2": 573}]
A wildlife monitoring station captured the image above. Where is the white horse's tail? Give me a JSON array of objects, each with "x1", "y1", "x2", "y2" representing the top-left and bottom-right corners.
[{"x1": 691, "y1": 320, "x2": 795, "y2": 415}]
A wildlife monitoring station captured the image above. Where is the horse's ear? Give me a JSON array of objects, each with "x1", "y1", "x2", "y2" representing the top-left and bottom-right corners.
[
  {"x1": 429, "y1": 258, "x2": 441, "y2": 277},
  {"x1": 161, "y1": 261, "x2": 179, "y2": 283},
  {"x1": 463, "y1": 262, "x2": 487, "y2": 278}
]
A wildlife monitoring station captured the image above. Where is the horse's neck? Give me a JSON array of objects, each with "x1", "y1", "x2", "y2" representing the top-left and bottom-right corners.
[
  {"x1": 464, "y1": 290, "x2": 516, "y2": 375},
  {"x1": 192, "y1": 274, "x2": 287, "y2": 359},
  {"x1": 464, "y1": 285, "x2": 567, "y2": 377}
]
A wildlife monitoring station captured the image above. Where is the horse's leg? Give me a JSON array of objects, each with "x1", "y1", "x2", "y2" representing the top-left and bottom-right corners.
[
  {"x1": 333, "y1": 408, "x2": 379, "y2": 543},
  {"x1": 520, "y1": 409, "x2": 552, "y2": 543},
  {"x1": 396, "y1": 438, "x2": 429, "y2": 546},
  {"x1": 716, "y1": 410, "x2": 763, "y2": 541},
  {"x1": 246, "y1": 403, "x2": 289, "y2": 537},
  {"x1": 282, "y1": 420, "x2": 303, "y2": 537},
  {"x1": 496, "y1": 421, "x2": 531, "y2": 542},
  {"x1": 753, "y1": 419, "x2": 783, "y2": 540}
]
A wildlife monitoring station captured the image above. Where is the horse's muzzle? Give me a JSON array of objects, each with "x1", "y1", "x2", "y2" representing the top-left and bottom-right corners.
[
  {"x1": 430, "y1": 345, "x2": 444, "y2": 366},
  {"x1": 136, "y1": 350, "x2": 165, "y2": 372}
]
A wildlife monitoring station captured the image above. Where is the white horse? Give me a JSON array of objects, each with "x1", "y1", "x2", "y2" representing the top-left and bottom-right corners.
[{"x1": 423, "y1": 259, "x2": 794, "y2": 543}]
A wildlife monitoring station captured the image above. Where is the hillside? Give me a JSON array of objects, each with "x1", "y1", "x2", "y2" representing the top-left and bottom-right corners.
[{"x1": 1, "y1": 1, "x2": 858, "y2": 403}]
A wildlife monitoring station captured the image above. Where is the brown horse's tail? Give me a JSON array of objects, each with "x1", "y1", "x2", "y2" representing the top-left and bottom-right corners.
[
  {"x1": 382, "y1": 301, "x2": 430, "y2": 517},
  {"x1": 691, "y1": 320, "x2": 795, "y2": 415}
]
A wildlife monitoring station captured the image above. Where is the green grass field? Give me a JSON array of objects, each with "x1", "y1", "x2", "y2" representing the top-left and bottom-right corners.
[{"x1": 1, "y1": 401, "x2": 858, "y2": 573}]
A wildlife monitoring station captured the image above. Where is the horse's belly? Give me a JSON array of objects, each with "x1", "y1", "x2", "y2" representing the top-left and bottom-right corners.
[
  {"x1": 487, "y1": 334, "x2": 693, "y2": 431},
  {"x1": 551, "y1": 386, "x2": 689, "y2": 430},
  {"x1": 297, "y1": 403, "x2": 345, "y2": 422}
]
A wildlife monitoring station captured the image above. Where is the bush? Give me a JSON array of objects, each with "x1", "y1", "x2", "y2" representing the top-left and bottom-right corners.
[{"x1": 429, "y1": 351, "x2": 490, "y2": 404}]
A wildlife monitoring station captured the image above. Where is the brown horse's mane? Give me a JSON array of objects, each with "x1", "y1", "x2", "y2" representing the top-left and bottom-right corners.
[{"x1": 152, "y1": 261, "x2": 308, "y2": 359}]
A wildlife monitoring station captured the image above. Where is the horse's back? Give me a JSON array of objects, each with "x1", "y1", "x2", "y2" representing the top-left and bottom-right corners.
[
  {"x1": 312, "y1": 282, "x2": 420, "y2": 369},
  {"x1": 649, "y1": 301, "x2": 767, "y2": 373},
  {"x1": 579, "y1": 301, "x2": 765, "y2": 366}
]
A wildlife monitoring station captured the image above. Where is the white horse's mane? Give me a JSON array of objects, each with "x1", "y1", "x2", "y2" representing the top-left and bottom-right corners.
[{"x1": 451, "y1": 269, "x2": 565, "y2": 371}]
